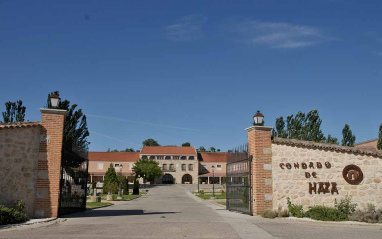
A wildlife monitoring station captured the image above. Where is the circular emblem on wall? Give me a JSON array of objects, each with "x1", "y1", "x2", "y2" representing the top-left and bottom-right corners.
[{"x1": 342, "y1": 165, "x2": 363, "y2": 185}]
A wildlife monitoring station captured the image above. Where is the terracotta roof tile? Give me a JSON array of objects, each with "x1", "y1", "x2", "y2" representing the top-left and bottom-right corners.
[
  {"x1": 141, "y1": 146, "x2": 197, "y2": 155},
  {"x1": 198, "y1": 152, "x2": 228, "y2": 162},
  {"x1": 0, "y1": 121, "x2": 41, "y2": 130},
  {"x1": 273, "y1": 137, "x2": 382, "y2": 157},
  {"x1": 89, "y1": 152, "x2": 140, "y2": 162}
]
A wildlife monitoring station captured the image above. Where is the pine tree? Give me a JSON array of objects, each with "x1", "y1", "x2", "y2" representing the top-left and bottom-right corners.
[
  {"x1": 123, "y1": 177, "x2": 129, "y2": 195},
  {"x1": 378, "y1": 123, "x2": 382, "y2": 150},
  {"x1": 275, "y1": 116, "x2": 287, "y2": 138},
  {"x1": 326, "y1": 134, "x2": 339, "y2": 145},
  {"x1": 1, "y1": 100, "x2": 26, "y2": 123},
  {"x1": 342, "y1": 124, "x2": 356, "y2": 147},
  {"x1": 103, "y1": 163, "x2": 119, "y2": 194},
  {"x1": 133, "y1": 179, "x2": 140, "y2": 195}
]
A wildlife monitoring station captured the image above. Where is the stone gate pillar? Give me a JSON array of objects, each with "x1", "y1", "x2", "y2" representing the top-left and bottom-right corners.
[
  {"x1": 246, "y1": 125, "x2": 273, "y2": 215},
  {"x1": 34, "y1": 108, "x2": 66, "y2": 218}
]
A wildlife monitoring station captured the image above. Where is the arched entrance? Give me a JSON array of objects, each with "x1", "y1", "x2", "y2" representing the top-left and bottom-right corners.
[
  {"x1": 162, "y1": 174, "x2": 174, "y2": 184},
  {"x1": 182, "y1": 174, "x2": 193, "y2": 184}
]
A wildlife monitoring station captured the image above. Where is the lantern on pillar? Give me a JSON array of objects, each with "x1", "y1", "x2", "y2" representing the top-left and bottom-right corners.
[
  {"x1": 253, "y1": 110, "x2": 264, "y2": 126},
  {"x1": 50, "y1": 91, "x2": 60, "y2": 108}
]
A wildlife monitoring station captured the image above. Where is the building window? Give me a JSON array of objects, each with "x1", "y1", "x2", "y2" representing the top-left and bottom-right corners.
[
  {"x1": 188, "y1": 164, "x2": 193, "y2": 171},
  {"x1": 169, "y1": 164, "x2": 174, "y2": 170},
  {"x1": 142, "y1": 155, "x2": 148, "y2": 159},
  {"x1": 182, "y1": 164, "x2": 186, "y2": 171},
  {"x1": 173, "y1": 156, "x2": 180, "y2": 160},
  {"x1": 163, "y1": 164, "x2": 167, "y2": 170},
  {"x1": 181, "y1": 156, "x2": 187, "y2": 160},
  {"x1": 165, "y1": 156, "x2": 171, "y2": 160},
  {"x1": 217, "y1": 165, "x2": 222, "y2": 169},
  {"x1": 188, "y1": 156, "x2": 194, "y2": 160},
  {"x1": 157, "y1": 156, "x2": 164, "y2": 160},
  {"x1": 97, "y1": 163, "x2": 104, "y2": 169},
  {"x1": 149, "y1": 156, "x2": 155, "y2": 160},
  {"x1": 114, "y1": 163, "x2": 120, "y2": 168}
]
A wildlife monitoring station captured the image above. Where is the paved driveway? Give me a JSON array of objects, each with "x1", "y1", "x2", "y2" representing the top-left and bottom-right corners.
[{"x1": 1, "y1": 185, "x2": 381, "y2": 239}]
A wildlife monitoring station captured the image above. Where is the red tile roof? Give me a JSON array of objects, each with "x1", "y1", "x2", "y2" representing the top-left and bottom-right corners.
[
  {"x1": 0, "y1": 121, "x2": 41, "y2": 130},
  {"x1": 198, "y1": 153, "x2": 228, "y2": 162},
  {"x1": 141, "y1": 146, "x2": 197, "y2": 155},
  {"x1": 89, "y1": 152, "x2": 140, "y2": 162}
]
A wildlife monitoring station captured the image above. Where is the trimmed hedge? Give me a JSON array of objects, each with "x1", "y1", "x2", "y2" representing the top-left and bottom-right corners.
[{"x1": 0, "y1": 202, "x2": 29, "y2": 226}]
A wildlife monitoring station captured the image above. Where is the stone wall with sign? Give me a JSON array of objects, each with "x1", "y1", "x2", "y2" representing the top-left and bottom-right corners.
[
  {"x1": 272, "y1": 138, "x2": 382, "y2": 211},
  {"x1": 0, "y1": 125, "x2": 41, "y2": 217}
]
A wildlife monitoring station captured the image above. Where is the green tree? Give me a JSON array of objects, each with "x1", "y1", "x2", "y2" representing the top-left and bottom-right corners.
[
  {"x1": 182, "y1": 142, "x2": 191, "y2": 147},
  {"x1": 281, "y1": 110, "x2": 326, "y2": 142},
  {"x1": 274, "y1": 116, "x2": 287, "y2": 138},
  {"x1": 378, "y1": 123, "x2": 382, "y2": 150},
  {"x1": 1, "y1": 100, "x2": 26, "y2": 123},
  {"x1": 132, "y1": 179, "x2": 140, "y2": 195},
  {"x1": 103, "y1": 163, "x2": 119, "y2": 194},
  {"x1": 217, "y1": 149, "x2": 221, "y2": 152},
  {"x1": 142, "y1": 138, "x2": 160, "y2": 146},
  {"x1": 326, "y1": 134, "x2": 339, "y2": 145},
  {"x1": 197, "y1": 146, "x2": 206, "y2": 152},
  {"x1": 124, "y1": 148, "x2": 135, "y2": 152},
  {"x1": 123, "y1": 177, "x2": 129, "y2": 195},
  {"x1": 132, "y1": 158, "x2": 162, "y2": 182},
  {"x1": 46, "y1": 93, "x2": 90, "y2": 152},
  {"x1": 342, "y1": 124, "x2": 356, "y2": 147},
  {"x1": 209, "y1": 147, "x2": 216, "y2": 152}
]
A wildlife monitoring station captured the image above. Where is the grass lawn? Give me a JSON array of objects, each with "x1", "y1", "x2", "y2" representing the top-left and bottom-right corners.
[
  {"x1": 195, "y1": 194, "x2": 226, "y2": 200},
  {"x1": 86, "y1": 202, "x2": 112, "y2": 209},
  {"x1": 99, "y1": 193, "x2": 143, "y2": 201}
]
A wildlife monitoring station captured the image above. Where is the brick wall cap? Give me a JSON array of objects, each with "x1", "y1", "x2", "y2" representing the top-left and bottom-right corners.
[
  {"x1": 272, "y1": 137, "x2": 382, "y2": 157},
  {"x1": 40, "y1": 108, "x2": 67, "y2": 115},
  {"x1": 245, "y1": 126, "x2": 273, "y2": 132}
]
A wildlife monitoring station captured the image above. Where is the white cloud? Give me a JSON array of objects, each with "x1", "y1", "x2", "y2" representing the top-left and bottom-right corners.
[
  {"x1": 233, "y1": 21, "x2": 329, "y2": 49},
  {"x1": 165, "y1": 15, "x2": 206, "y2": 41}
]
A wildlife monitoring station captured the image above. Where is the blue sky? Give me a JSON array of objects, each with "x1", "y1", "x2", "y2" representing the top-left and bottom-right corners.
[{"x1": 1, "y1": 0, "x2": 381, "y2": 151}]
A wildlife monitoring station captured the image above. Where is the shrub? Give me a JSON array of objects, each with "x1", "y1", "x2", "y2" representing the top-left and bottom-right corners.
[
  {"x1": 221, "y1": 190, "x2": 226, "y2": 195},
  {"x1": 103, "y1": 182, "x2": 118, "y2": 195},
  {"x1": 349, "y1": 204, "x2": 382, "y2": 223},
  {"x1": 305, "y1": 205, "x2": 347, "y2": 221},
  {"x1": 334, "y1": 196, "x2": 357, "y2": 217},
  {"x1": 132, "y1": 179, "x2": 140, "y2": 195},
  {"x1": 199, "y1": 190, "x2": 204, "y2": 195},
  {"x1": 278, "y1": 208, "x2": 289, "y2": 217},
  {"x1": 0, "y1": 201, "x2": 29, "y2": 226},
  {"x1": 123, "y1": 177, "x2": 129, "y2": 195},
  {"x1": 261, "y1": 209, "x2": 277, "y2": 219},
  {"x1": 287, "y1": 198, "x2": 305, "y2": 218}
]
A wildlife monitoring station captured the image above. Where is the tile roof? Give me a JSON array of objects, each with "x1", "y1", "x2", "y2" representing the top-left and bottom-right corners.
[
  {"x1": 198, "y1": 152, "x2": 228, "y2": 162},
  {"x1": 0, "y1": 121, "x2": 41, "y2": 130},
  {"x1": 89, "y1": 152, "x2": 140, "y2": 162},
  {"x1": 141, "y1": 146, "x2": 197, "y2": 155},
  {"x1": 273, "y1": 137, "x2": 382, "y2": 157}
]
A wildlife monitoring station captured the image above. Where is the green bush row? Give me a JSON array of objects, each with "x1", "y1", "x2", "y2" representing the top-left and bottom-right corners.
[
  {"x1": 285, "y1": 196, "x2": 382, "y2": 223},
  {"x1": 0, "y1": 201, "x2": 29, "y2": 226}
]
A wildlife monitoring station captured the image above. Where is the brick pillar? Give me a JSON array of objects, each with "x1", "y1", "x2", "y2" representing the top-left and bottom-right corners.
[
  {"x1": 246, "y1": 126, "x2": 273, "y2": 215},
  {"x1": 35, "y1": 109, "x2": 66, "y2": 218}
]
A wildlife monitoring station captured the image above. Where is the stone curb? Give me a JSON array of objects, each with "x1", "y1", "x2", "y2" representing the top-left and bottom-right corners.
[
  {"x1": 282, "y1": 216, "x2": 382, "y2": 228},
  {"x1": 0, "y1": 217, "x2": 58, "y2": 231},
  {"x1": 86, "y1": 203, "x2": 114, "y2": 211}
]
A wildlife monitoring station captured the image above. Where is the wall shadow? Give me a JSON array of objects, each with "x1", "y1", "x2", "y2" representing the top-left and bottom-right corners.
[{"x1": 61, "y1": 210, "x2": 179, "y2": 218}]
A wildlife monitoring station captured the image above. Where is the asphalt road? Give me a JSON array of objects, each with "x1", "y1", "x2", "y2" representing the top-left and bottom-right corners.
[{"x1": 1, "y1": 185, "x2": 381, "y2": 239}]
